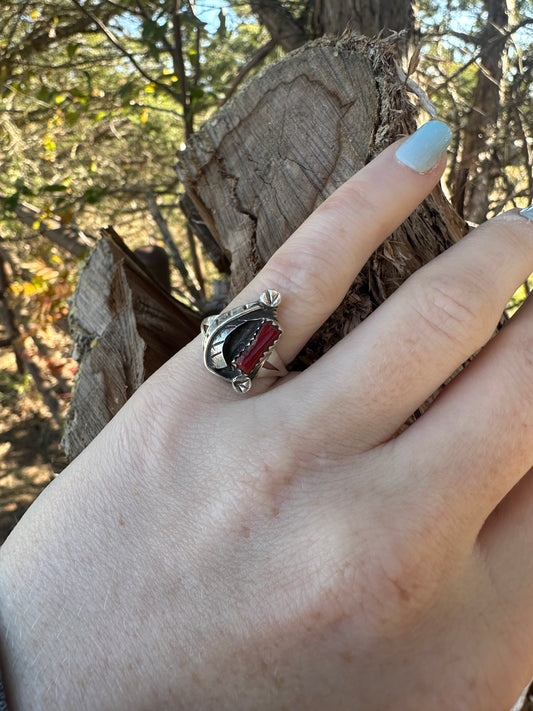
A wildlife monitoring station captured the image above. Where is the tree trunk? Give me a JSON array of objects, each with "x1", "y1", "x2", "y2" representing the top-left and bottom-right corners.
[
  {"x1": 312, "y1": 0, "x2": 415, "y2": 43},
  {"x1": 452, "y1": 0, "x2": 508, "y2": 221},
  {"x1": 249, "y1": 0, "x2": 308, "y2": 51},
  {"x1": 250, "y1": 0, "x2": 416, "y2": 52}
]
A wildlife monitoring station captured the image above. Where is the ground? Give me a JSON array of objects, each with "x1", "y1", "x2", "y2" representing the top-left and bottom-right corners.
[{"x1": 0, "y1": 347, "x2": 72, "y2": 544}]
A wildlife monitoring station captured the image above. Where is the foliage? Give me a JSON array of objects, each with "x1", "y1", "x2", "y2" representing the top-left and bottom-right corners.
[
  {"x1": 0, "y1": 369, "x2": 33, "y2": 403},
  {"x1": 415, "y1": 0, "x2": 533, "y2": 218},
  {"x1": 0, "y1": 0, "x2": 280, "y2": 450},
  {"x1": 0, "y1": 1, "x2": 270, "y2": 252}
]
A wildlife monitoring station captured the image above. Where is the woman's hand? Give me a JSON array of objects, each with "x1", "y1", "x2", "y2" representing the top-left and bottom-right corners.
[{"x1": 2, "y1": 121, "x2": 533, "y2": 711}]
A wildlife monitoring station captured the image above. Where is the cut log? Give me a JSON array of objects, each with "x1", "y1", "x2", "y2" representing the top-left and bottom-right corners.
[
  {"x1": 62, "y1": 227, "x2": 201, "y2": 460},
  {"x1": 177, "y1": 35, "x2": 468, "y2": 369}
]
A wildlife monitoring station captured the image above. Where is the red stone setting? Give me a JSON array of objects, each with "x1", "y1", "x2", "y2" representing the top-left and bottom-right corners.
[{"x1": 235, "y1": 322, "x2": 280, "y2": 375}]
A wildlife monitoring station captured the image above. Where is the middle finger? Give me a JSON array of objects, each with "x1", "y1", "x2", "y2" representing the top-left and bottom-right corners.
[{"x1": 281, "y1": 210, "x2": 533, "y2": 451}]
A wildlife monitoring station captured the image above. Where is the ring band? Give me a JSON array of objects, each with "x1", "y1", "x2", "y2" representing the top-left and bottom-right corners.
[{"x1": 201, "y1": 289, "x2": 286, "y2": 393}]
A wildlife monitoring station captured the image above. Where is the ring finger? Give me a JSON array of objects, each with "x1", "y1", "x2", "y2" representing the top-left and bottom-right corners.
[{"x1": 283, "y1": 209, "x2": 533, "y2": 450}]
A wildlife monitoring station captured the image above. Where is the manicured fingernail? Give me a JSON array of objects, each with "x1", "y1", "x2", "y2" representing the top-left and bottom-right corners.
[
  {"x1": 520, "y1": 205, "x2": 533, "y2": 221},
  {"x1": 395, "y1": 120, "x2": 452, "y2": 173}
]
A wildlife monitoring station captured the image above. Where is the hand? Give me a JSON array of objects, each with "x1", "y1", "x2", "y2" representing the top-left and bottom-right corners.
[{"x1": 2, "y1": 121, "x2": 533, "y2": 711}]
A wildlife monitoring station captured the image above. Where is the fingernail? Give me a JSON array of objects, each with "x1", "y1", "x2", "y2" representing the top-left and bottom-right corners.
[
  {"x1": 395, "y1": 120, "x2": 452, "y2": 173},
  {"x1": 520, "y1": 205, "x2": 533, "y2": 221}
]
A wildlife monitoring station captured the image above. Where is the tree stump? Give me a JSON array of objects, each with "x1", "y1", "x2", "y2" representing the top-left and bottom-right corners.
[
  {"x1": 64, "y1": 35, "x2": 467, "y2": 460},
  {"x1": 177, "y1": 35, "x2": 467, "y2": 369}
]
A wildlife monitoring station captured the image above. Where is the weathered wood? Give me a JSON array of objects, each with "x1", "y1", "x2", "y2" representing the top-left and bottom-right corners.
[
  {"x1": 177, "y1": 35, "x2": 468, "y2": 369},
  {"x1": 63, "y1": 228, "x2": 201, "y2": 460}
]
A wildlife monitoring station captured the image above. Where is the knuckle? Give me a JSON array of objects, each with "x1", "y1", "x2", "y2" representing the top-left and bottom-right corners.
[
  {"x1": 410, "y1": 272, "x2": 494, "y2": 352},
  {"x1": 315, "y1": 176, "x2": 378, "y2": 230},
  {"x1": 266, "y1": 244, "x2": 339, "y2": 312},
  {"x1": 489, "y1": 210, "x2": 533, "y2": 251},
  {"x1": 263, "y1": 176, "x2": 383, "y2": 312}
]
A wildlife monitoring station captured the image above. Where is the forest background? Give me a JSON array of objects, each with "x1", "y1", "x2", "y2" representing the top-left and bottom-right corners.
[{"x1": 0, "y1": 0, "x2": 531, "y2": 545}]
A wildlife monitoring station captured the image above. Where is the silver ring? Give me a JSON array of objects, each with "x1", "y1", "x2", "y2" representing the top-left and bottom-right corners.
[{"x1": 201, "y1": 289, "x2": 287, "y2": 393}]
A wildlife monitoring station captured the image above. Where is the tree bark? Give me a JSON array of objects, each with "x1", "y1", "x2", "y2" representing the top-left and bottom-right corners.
[
  {"x1": 177, "y1": 35, "x2": 467, "y2": 370},
  {"x1": 250, "y1": 0, "x2": 416, "y2": 53},
  {"x1": 312, "y1": 0, "x2": 415, "y2": 42},
  {"x1": 249, "y1": 0, "x2": 308, "y2": 52}
]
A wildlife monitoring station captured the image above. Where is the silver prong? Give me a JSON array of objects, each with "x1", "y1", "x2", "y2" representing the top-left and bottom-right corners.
[
  {"x1": 201, "y1": 315, "x2": 217, "y2": 335},
  {"x1": 259, "y1": 289, "x2": 281, "y2": 308},
  {"x1": 232, "y1": 375, "x2": 252, "y2": 393}
]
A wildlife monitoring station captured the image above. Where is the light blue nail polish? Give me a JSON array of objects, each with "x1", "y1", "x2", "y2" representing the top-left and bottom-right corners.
[
  {"x1": 520, "y1": 205, "x2": 533, "y2": 221},
  {"x1": 395, "y1": 120, "x2": 452, "y2": 173}
]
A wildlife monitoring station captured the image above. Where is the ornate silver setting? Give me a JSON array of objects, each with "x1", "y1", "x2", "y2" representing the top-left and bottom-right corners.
[{"x1": 201, "y1": 289, "x2": 285, "y2": 393}]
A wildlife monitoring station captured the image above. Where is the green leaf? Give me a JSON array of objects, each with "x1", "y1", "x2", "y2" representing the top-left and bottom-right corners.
[
  {"x1": 2, "y1": 192, "x2": 19, "y2": 214},
  {"x1": 189, "y1": 85, "x2": 204, "y2": 100},
  {"x1": 66, "y1": 42, "x2": 78, "y2": 60},
  {"x1": 13, "y1": 178, "x2": 33, "y2": 196},
  {"x1": 64, "y1": 107, "x2": 80, "y2": 126},
  {"x1": 36, "y1": 85, "x2": 54, "y2": 104},
  {"x1": 38, "y1": 184, "x2": 68, "y2": 193},
  {"x1": 82, "y1": 186, "x2": 108, "y2": 204},
  {"x1": 119, "y1": 80, "x2": 140, "y2": 105},
  {"x1": 141, "y1": 19, "x2": 168, "y2": 44}
]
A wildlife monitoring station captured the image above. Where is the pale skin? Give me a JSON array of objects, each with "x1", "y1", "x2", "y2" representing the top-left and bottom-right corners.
[{"x1": 1, "y1": 130, "x2": 533, "y2": 711}]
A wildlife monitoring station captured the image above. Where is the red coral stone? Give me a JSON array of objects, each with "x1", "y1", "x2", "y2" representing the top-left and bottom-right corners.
[{"x1": 236, "y1": 322, "x2": 280, "y2": 374}]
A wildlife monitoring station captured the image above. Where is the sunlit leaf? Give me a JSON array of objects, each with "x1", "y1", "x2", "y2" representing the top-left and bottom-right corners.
[{"x1": 42, "y1": 135, "x2": 56, "y2": 150}]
